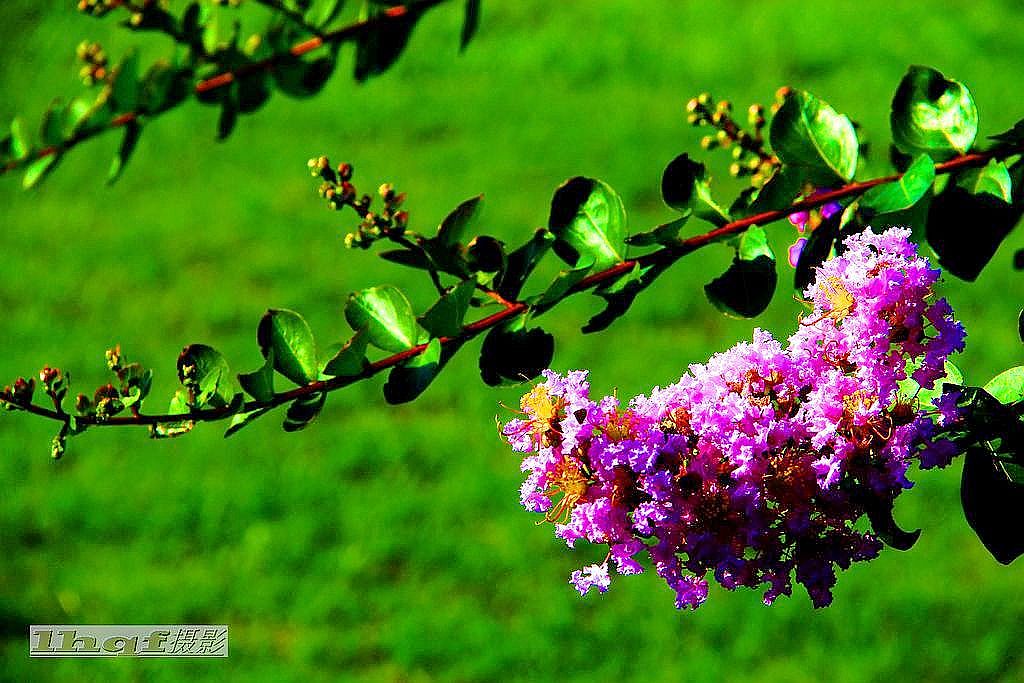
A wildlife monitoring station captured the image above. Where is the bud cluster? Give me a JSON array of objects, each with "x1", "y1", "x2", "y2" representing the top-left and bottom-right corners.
[
  {"x1": 307, "y1": 156, "x2": 409, "y2": 249},
  {"x1": 76, "y1": 41, "x2": 109, "y2": 86},
  {"x1": 686, "y1": 90, "x2": 783, "y2": 186},
  {"x1": 501, "y1": 228, "x2": 965, "y2": 610}
]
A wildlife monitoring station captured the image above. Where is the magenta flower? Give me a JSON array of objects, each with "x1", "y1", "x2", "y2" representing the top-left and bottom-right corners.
[{"x1": 500, "y1": 227, "x2": 965, "y2": 610}]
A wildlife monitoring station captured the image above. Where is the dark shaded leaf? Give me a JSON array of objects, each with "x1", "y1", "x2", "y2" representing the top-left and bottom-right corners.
[
  {"x1": 257, "y1": 308, "x2": 318, "y2": 385},
  {"x1": 111, "y1": 50, "x2": 140, "y2": 112},
  {"x1": 354, "y1": 3, "x2": 422, "y2": 82},
  {"x1": 383, "y1": 338, "x2": 441, "y2": 404},
  {"x1": 864, "y1": 497, "x2": 920, "y2": 551},
  {"x1": 739, "y1": 166, "x2": 804, "y2": 217},
  {"x1": 479, "y1": 323, "x2": 554, "y2": 386},
  {"x1": 420, "y1": 279, "x2": 475, "y2": 337},
  {"x1": 962, "y1": 446, "x2": 1024, "y2": 564},
  {"x1": 794, "y1": 212, "x2": 840, "y2": 291},
  {"x1": 238, "y1": 348, "x2": 275, "y2": 402},
  {"x1": 891, "y1": 65, "x2": 978, "y2": 159},
  {"x1": 705, "y1": 226, "x2": 777, "y2": 318},
  {"x1": 769, "y1": 90, "x2": 858, "y2": 183},
  {"x1": 107, "y1": 120, "x2": 142, "y2": 185},
  {"x1": 460, "y1": 0, "x2": 481, "y2": 50},
  {"x1": 549, "y1": 176, "x2": 627, "y2": 268},
  {"x1": 437, "y1": 195, "x2": 483, "y2": 248},
  {"x1": 217, "y1": 87, "x2": 238, "y2": 140},
  {"x1": 274, "y1": 57, "x2": 336, "y2": 98},
  {"x1": 322, "y1": 330, "x2": 369, "y2": 377},
  {"x1": 283, "y1": 392, "x2": 326, "y2": 432},
  {"x1": 40, "y1": 100, "x2": 66, "y2": 147},
  {"x1": 379, "y1": 248, "x2": 432, "y2": 270},
  {"x1": 224, "y1": 407, "x2": 273, "y2": 438},
  {"x1": 661, "y1": 153, "x2": 730, "y2": 225},
  {"x1": 926, "y1": 160, "x2": 1024, "y2": 281},
  {"x1": 583, "y1": 260, "x2": 671, "y2": 333},
  {"x1": 498, "y1": 228, "x2": 554, "y2": 300}
]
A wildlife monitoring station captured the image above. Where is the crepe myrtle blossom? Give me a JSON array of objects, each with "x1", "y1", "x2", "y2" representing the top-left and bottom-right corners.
[{"x1": 500, "y1": 227, "x2": 965, "y2": 610}]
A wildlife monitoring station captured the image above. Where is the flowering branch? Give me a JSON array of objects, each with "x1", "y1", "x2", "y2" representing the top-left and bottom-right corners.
[
  {"x1": 4, "y1": 137, "x2": 1021, "y2": 434},
  {"x1": 1, "y1": 0, "x2": 471, "y2": 185}
]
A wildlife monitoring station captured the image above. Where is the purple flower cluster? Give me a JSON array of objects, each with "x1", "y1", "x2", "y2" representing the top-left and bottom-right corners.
[{"x1": 501, "y1": 227, "x2": 965, "y2": 609}]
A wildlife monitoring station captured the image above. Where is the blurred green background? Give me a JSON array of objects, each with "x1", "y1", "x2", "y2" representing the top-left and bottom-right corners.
[{"x1": 3, "y1": 1, "x2": 1024, "y2": 680}]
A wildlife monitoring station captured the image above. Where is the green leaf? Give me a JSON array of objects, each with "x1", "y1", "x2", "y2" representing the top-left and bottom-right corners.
[
  {"x1": 177, "y1": 344, "x2": 238, "y2": 408},
  {"x1": 627, "y1": 216, "x2": 689, "y2": 247},
  {"x1": 420, "y1": 279, "x2": 476, "y2": 337},
  {"x1": 769, "y1": 90, "x2": 858, "y2": 182},
  {"x1": 107, "y1": 120, "x2": 142, "y2": 185},
  {"x1": 383, "y1": 338, "x2": 442, "y2": 404},
  {"x1": 460, "y1": 0, "x2": 481, "y2": 50},
  {"x1": 22, "y1": 155, "x2": 59, "y2": 190},
  {"x1": 149, "y1": 391, "x2": 195, "y2": 439},
  {"x1": 238, "y1": 348, "x2": 275, "y2": 402},
  {"x1": 306, "y1": 0, "x2": 344, "y2": 27},
  {"x1": 498, "y1": 228, "x2": 555, "y2": 300},
  {"x1": 957, "y1": 159, "x2": 1012, "y2": 203},
  {"x1": 479, "y1": 321, "x2": 554, "y2": 386},
  {"x1": 891, "y1": 66, "x2": 978, "y2": 159},
  {"x1": 40, "y1": 101, "x2": 66, "y2": 147},
  {"x1": 548, "y1": 177, "x2": 627, "y2": 269},
  {"x1": 961, "y1": 445, "x2": 1024, "y2": 564},
  {"x1": 984, "y1": 366, "x2": 1024, "y2": 405},
  {"x1": 283, "y1": 392, "x2": 326, "y2": 432},
  {"x1": 533, "y1": 258, "x2": 594, "y2": 308},
  {"x1": 661, "y1": 154, "x2": 730, "y2": 226},
  {"x1": 224, "y1": 406, "x2": 273, "y2": 438},
  {"x1": 257, "y1": 308, "x2": 318, "y2": 385},
  {"x1": 345, "y1": 285, "x2": 419, "y2": 353},
  {"x1": 860, "y1": 154, "x2": 936, "y2": 214},
  {"x1": 437, "y1": 195, "x2": 483, "y2": 248},
  {"x1": 111, "y1": 50, "x2": 140, "y2": 112},
  {"x1": 704, "y1": 226, "x2": 777, "y2": 318},
  {"x1": 321, "y1": 330, "x2": 369, "y2": 378},
  {"x1": 10, "y1": 117, "x2": 29, "y2": 161}
]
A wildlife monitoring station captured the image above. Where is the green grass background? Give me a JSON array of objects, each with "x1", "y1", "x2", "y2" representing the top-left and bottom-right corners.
[{"x1": 2, "y1": 1, "x2": 1024, "y2": 680}]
